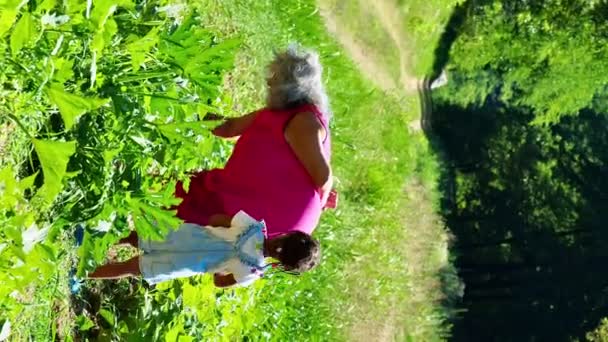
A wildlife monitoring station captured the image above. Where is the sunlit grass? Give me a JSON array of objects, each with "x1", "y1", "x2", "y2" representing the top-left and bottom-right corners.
[{"x1": 196, "y1": 0, "x2": 458, "y2": 339}]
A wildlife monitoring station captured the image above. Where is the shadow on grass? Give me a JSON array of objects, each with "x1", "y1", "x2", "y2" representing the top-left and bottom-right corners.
[
  {"x1": 421, "y1": 65, "x2": 608, "y2": 342},
  {"x1": 419, "y1": 3, "x2": 608, "y2": 339}
]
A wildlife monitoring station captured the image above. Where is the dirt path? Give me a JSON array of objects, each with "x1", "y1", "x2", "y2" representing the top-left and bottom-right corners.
[
  {"x1": 344, "y1": 178, "x2": 454, "y2": 342},
  {"x1": 366, "y1": 0, "x2": 418, "y2": 92},
  {"x1": 318, "y1": 3, "x2": 454, "y2": 340},
  {"x1": 319, "y1": 0, "x2": 418, "y2": 94},
  {"x1": 319, "y1": 7, "x2": 398, "y2": 92}
]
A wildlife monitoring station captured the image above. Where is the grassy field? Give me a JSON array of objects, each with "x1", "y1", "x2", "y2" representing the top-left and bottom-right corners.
[
  {"x1": 0, "y1": 0, "x2": 459, "y2": 340},
  {"x1": 318, "y1": 0, "x2": 463, "y2": 92},
  {"x1": 196, "y1": 1, "x2": 460, "y2": 339}
]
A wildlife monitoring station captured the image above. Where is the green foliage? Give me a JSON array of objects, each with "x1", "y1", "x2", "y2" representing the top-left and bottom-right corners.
[
  {"x1": 75, "y1": 314, "x2": 96, "y2": 331},
  {"x1": 446, "y1": 0, "x2": 608, "y2": 124},
  {"x1": 434, "y1": 3, "x2": 608, "y2": 334},
  {"x1": 1, "y1": 0, "x2": 453, "y2": 340},
  {"x1": 195, "y1": 0, "x2": 456, "y2": 340},
  {"x1": 0, "y1": 0, "x2": 19, "y2": 36},
  {"x1": 10, "y1": 12, "x2": 37, "y2": 55},
  {"x1": 587, "y1": 318, "x2": 608, "y2": 342},
  {"x1": 0, "y1": 0, "x2": 238, "y2": 338},
  {"x1": 45, "y1": 85, "x2": 109, "y2": 130},
  {"x1": 32, "y1": 139, "x2": 76, "y2": 203}
]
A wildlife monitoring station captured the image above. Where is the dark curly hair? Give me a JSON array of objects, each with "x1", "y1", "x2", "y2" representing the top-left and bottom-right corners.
[{"x1": 277, "y1": 232, "x2": 321, "y2": 273}]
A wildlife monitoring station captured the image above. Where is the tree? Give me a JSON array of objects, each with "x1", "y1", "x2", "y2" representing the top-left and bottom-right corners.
[{"x1": 444, "y1": 0, "x2": 608, "y2": 124}]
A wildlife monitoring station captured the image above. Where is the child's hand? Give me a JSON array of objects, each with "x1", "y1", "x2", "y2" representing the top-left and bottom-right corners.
[{"x1": 323, "y1": 189, "x2": 338, "y2": 210}]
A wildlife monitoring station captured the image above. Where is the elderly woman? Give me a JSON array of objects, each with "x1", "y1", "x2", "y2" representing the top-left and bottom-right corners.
[{"x1": 174, "y1": 45, "x2": 335, "y2": 244}]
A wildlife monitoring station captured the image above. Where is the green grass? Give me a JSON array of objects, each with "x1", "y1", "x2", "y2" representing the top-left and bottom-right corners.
[
  {"x1": 1, "y1": 0, "x2": 459, "y2": 340},
  {"x1": 318, "y1": 0, "x2": 404, "y2": 89},
  {"x1": 4, "y1": 228, "x2": 75, "y2": 340},
  {"x1": 397, "y1": 0, "x2": 464, "y2": 76},
  {"x1": 195, "y1": 0, "x2": 459, "y2": 340},
  {"x1": 316, "y1": 0, "x2": 461, "y2": 87}
]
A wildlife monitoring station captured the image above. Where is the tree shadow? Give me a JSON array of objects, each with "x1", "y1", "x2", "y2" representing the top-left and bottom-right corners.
[
  {"x1": 420, "y1": 2, "x2": 608, "y2": 339},
  {"x1": 428, "y1": 0, "x2": 471, "y2": 81},
  {"x1": 427, "y1": 89, "x2": 608, "y2": 340}
]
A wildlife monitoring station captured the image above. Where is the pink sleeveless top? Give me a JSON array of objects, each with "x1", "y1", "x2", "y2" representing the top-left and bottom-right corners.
[{"x1": 182, "y1": 104, "x2": 331, "y2": 237}]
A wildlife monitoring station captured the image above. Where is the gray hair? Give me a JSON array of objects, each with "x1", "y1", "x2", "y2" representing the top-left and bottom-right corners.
[{"x1": 266, "y1": 45, "x2": 330, "y2": 117}]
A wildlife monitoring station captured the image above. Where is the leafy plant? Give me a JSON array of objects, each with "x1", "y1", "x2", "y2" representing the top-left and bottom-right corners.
[{"x1": 0, "y1": 0, "x2": 238, "y2": 337}]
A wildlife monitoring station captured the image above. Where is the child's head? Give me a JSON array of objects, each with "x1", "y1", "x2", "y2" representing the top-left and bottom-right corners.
[
  {"x1": 266, "y1": 44, "x2": 329, "y2": 115},
  {"x1": 271, "y1": 231, "x2": 321, "y2": 273}
]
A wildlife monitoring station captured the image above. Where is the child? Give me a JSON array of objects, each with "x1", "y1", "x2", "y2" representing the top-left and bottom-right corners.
[{"x1": 88, "y1": 211, "x2": 320, "y2": 287}]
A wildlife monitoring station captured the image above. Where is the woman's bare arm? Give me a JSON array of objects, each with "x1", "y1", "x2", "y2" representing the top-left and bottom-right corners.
[
  {"x1": 211, "y1": 111, "x2": 258, "y2": 138},
  {"x1": 285, "y1": 112, "x2": 332, "y2": 203}
]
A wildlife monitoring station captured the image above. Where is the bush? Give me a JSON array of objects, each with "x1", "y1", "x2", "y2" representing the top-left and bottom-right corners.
[{"x1": 0, "y1": 0, "x2": 238, "y2": 338}]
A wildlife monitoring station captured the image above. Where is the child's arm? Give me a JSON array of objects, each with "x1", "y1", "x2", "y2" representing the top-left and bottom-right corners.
[
  {"x1": 213, "y1": 273, "x2": 237, "y2": 288},
  {"x1": 211, "y1": 111, "x2": 258, "y2": 138}
]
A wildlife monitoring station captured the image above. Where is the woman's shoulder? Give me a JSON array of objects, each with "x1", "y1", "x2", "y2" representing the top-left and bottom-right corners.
[
  {"x1": 289, "y1": 103, "x2": 327, "y2": 120},
  {"x1": 264, "y1": 104, "x2": 327, "y2": 120},
  {"x1": 293, "y1": 105, "x2": 330, "y2": 132}
]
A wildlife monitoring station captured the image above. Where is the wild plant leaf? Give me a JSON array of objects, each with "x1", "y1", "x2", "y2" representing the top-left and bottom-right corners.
[
  {"x1": 117, "y1": 321, "x2": 130, "y2": 334},
  {"x1": 127, "y1": 27, "x2": 159, "y2": 71},
  {"x1": 0, "y1": 8, "x2": 17, "y2": 36},
  {"x1": 149, "y1": 96, "x2": 177, "y2": 118},
  {"x1": 9, "y1": 242, "x2": 27, "y2": 262},
  {"x1": 125, "y1": 197, "x2": 182, "y2": 240},
  {"x1": 10, "y1": 12, "x2": 37, "y2": 56},
  {"x1": 185, "y1": 38, "x2": 240, "y2": 73},
  {"x1": 156, "y1": 121, "x2": 212, "y2": 143},
  {"x1": 130, "y1": 135, "x2": 154, "y2": 148},
  {"x1": 89, "y1": 0, "x2": 133, "y2": 52},
  {"x1": 178, "y1": 334, "x2": 193, "y2": 342},
  {"x1": 19, "y1": 171, "x2": 38, "y2": 190},
  {"x1": 102, "y1": 147, "x2": 121, "y2": 164},
  {"x1": 145, "y1": 179, "x2": 182, "y2": 208},
  {"x1": 99, "y1": 309, "x2": 116, "y2": 327},
  {"x1": 32, "y1": 139, "x2": 76, "y2": 203},
  {"x1": 164, "y1": 320, "x2": 183, "y2": 342},
  {"x1": 36, "y1": 0, "x2": 57, "y2": 13},
  {"x1": 45, "y1": 84, "x2": 109, "y2": 129},
  {"x1": 162, "y1": 14, "x2": 201, "y2": 45},
  {"x1": 195, "y1": 134, "x2": 215, "y2": 156},
  {"x1": 89, "y1": 0, "x2": 133, "y2": 27},
  {"x1": 90, "y1": 17, "x2": 117, "y2": 52},
  {"x1": 0, "y1": 167, "x2": 19, "y2": 208},
  {"x1": 76, "y1": 230, "x2": 93, "y2": 276},
  {"x1": 75, "y1": 314, "x2": 95, "y2": 331},
  {"x1": 36, "y1": 242, "x2": 56, "y2": 262},
  {"x1": 77, "y1": 229, "x2": 116, "y2": 276},
  {"x1": 51, "y1": 58, "x2": 74, "y2": 83}
]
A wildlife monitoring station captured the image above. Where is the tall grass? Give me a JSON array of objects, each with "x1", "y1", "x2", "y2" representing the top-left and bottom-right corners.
[{"x1": 196, "y1": 0, "x2": 459, "y2": 340}]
